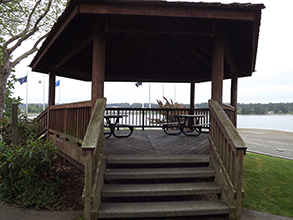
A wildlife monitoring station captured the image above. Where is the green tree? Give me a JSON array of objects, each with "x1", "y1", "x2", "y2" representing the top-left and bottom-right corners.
[
  {"x1": 241, "y1": 106, "x2": 253, "y2": 115},
  {"x1": 0, "y1": 0, "x2": 67, "y2": 118},
  {"x1": 3, "y1": 74, "x2": 22, "y2": 118}
]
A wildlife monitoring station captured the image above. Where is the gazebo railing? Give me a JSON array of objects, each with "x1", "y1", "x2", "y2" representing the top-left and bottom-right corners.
[
  {"x1": 37, "y1": 104, "x2": 210, "y2": 140},
  {"x1": 37, "y1": 101, "x2": 92, "y2": 143},
  {"x1": 36, "y1": 108, "x2": 48, "y2": 137},
  {"x1": 208, "y1": 99, "x2": 246, "y2": 220},
  {"x1": 49, "y1": 100, "x2": 92, "y2": 142},
  {"x1": 104, "y1": 107, "x2": 210, "y2": 130}
]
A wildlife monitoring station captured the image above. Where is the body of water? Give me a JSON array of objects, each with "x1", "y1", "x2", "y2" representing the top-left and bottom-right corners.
[{"x1": 237, "y1": 115, "x2": 293, "y2": 133}]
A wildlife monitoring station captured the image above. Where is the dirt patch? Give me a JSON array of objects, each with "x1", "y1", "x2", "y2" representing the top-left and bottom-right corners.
[{"x1": 54, "y1": 155, "x2": 84, "y2": 211}]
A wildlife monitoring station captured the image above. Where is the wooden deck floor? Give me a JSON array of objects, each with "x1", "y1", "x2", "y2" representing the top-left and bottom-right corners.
[{"x1": 104, "y1": 129, "x2": 209, "y2": 155}]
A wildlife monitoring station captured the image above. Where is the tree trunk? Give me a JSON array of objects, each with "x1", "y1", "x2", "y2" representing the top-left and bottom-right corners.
[{"x1": 0, "y1": 66, "x2": 11, "y2": 119}]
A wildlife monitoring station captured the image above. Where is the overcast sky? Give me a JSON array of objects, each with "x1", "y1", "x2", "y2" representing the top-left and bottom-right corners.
[{"x1": 11, "y1": 0, "x2": 293, "y2": 105}]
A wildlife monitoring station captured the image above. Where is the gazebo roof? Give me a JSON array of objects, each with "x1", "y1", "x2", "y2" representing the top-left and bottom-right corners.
[{"x1": 30, "y1": 0, "x2": 265, "y2": 83}]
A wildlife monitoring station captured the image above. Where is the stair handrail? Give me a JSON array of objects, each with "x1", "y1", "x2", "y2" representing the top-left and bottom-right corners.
[
  {"x1": 208, "y1": 99, "x2": 246, "y2": 220},
  {"x1": 81, "y1": 98, "x2": 106, "y2": 220},
  {"x1": 36, "y1": 107, "x2": 48, "y2": 137}
]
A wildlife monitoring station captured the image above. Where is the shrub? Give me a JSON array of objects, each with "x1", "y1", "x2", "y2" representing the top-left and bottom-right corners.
[
  {"x1": 0, "y1": 114, "x2": 39, "y2": 145},
  {"x1": 150, "y1": 96, "x2": 187, "y2": 124},
  {"x1": 0, "y1": 138, "x2": 61, "y2": 209}
]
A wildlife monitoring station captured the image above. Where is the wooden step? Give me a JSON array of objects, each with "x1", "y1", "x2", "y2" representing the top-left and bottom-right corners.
[
  {"x1": 105, "y1": 167, "x2": 215, "y2": 180},
  {"x1": 102, "y1": 182, "x2": 221, "y2": 197},
  {"x1": 107, "y1": 154, "x2": 210, "y2": 165},
  {"x1": 98, "y1": 200, "x2": 229, "y2": 218}
]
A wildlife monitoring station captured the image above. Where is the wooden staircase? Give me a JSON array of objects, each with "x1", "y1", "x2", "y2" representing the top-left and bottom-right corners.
[{"x1": 96, "y1": 154, "x2": 229, "y2": 219}]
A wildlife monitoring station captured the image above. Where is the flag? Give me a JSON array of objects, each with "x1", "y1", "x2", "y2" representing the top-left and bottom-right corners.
[
  {"x1": 18, "y1": 76, "x2": 27, "y2": 85},
  {"x1": 135, "y1": 82, "x2": 142, "y2": 87},
  {"x1": 55, "y1": 80, "x2": 60, "y2": 87}
]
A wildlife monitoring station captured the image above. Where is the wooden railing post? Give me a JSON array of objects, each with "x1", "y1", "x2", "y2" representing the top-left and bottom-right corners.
[
  {"x1": 83, "y1": 148, "x2": 94, "y2": 220},
  {"x1": 82, "y1": 98, "x2": 106, "y2": 220},
  {"x1": 234, "y1": 149, "x2": 245, "y2": 219}
]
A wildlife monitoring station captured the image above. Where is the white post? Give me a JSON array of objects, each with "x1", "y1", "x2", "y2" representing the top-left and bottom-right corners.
[
  {"x1": 59, "y1": 80, "x2": 61, "y2": 105},
  {"x1": 149, "y1": 83, "x2": 151, "y2": 108},
  {"x1": 26, "y1": 73, "x2": 28, "y2": 114},
  {"x1": 43, "y1": 75, "x2": 45, "y2": 110},
  {"x1": 174, "y1": 83, "x2": 176, "y2": 102},
  {"x1": 142, "y1": 84, "x2": 144, "y2": 108}
]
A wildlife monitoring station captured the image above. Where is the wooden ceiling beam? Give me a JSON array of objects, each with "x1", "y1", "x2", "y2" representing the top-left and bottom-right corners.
[
  {"x1": 106, "y1": 16, "x2": 213, "y2": 36},
  {"x1": 104, "y1": 70, "x2": 211, "y2": 83},
  {"x1": 224, "y1": 33, "x2": 238, "y2": 77},
  {"x1": 79, "y1": 2, "x2": 256, "y2": 21},
  {"x1": 158, "y1": 34, "x2": 194, "y2": 75},
  {"x1": 56, "y1": 65, "x2": 91, "y2": 81},
  {"x1": 161, "y1": 35, "x2": 207, "y2": 73},
  {"x1": 106, "y1": 33, "x2": 131, "y2": 60},
  {"x1": 54, "y1": 33, "x2": 94, "y2": 69},
  {"x1": 30, "y1": 7, "x2": 78, "y2": 70},
  {"x1": 173, "y1": 35, "x2": 212, "y2": 69},
  {"x1": 251, "y1": 10, "x2": 262, "y2": 72},
  {"x1": 179, "y1": 36, "x2": 212, "y2": 57}
]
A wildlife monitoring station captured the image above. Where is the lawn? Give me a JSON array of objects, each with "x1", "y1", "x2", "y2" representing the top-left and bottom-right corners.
[{"x1": 242, "y1": 153, "x2": 293, "y2": 217}]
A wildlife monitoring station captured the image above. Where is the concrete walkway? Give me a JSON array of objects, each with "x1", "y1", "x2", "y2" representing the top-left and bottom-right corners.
[
  {"x1": 0, "y1": 201, "x2": 83, "y2": 220},
  {"x1": 1, "y1": 201, "x2": 293, "y2": 220},
  {"x1": 238, "y1": 129, "x2": 293, "y2": 160},
  {"x1": 1, "y1": 129, "x2": 293, "y2": 220}
]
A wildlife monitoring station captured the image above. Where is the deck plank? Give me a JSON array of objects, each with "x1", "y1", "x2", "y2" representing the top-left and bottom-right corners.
[{"x1": 104, "y1": 130, "x2": 209, "y2": 155}]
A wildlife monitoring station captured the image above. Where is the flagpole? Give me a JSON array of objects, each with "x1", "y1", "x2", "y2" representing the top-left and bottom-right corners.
[
  {"x1": 142, "y1": 83, "x2": 144, "y2": 108},
  {"x1": 149, "y1": 83, "x2": 151, "y2": 108},
  {"x1": 174, "y1": 83, "x2": 176, "y2": 102},
  {"x1": 43, "y1": 75, "x2": 45, "y2": 110},
  {"x1": 26, "y1": 72, "x2": 28, "y2": 114},
  {"x1": 59, "y1": 80, "x2": 61, "y2": 104}
]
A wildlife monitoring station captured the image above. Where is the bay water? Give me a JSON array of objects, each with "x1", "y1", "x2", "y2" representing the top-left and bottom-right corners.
[{"x1": 237, "y1": 115, "x2": 293, "y2": 133}]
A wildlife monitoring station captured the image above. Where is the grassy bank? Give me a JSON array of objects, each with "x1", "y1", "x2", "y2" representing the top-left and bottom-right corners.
[{"x1": 243, "y1": 153, "x2": 293, "y2": 217}]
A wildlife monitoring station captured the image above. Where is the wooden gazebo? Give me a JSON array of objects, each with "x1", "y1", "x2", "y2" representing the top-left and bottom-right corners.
[{"x1": 31, "y1": 1, "x2": 265, "y2": 219}]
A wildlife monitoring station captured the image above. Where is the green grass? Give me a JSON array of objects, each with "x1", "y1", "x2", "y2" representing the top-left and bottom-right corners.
[{"x1": 243, "y1": 153, "x2": 293, "y2": 217}]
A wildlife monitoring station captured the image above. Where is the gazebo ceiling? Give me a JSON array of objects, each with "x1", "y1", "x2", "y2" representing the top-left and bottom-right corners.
[{"x1": 30, "y1": 0, "x2": 265, "y2": 83}]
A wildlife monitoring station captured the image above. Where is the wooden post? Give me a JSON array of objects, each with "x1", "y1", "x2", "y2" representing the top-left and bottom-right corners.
[
  {"x1": 230, "y1": 76, "x2": 238, "y2": 127},
  {"x1": 91, "y1": 20, "x2": 106, "y2": 112},
  {"x1": 190, "y1": 80, "x2": 195, "y2": 112},
  {"x1": 12, "y1": 103, "x2": 18, "y2": 145},
  {"x1": 211, "y1": 22, "x2": 224, "y2": 104},
  {"x1": 83, "y1": 148, "x2": 94, "y2": 220},
  {"x1": 48, "y1": 71, "x2": 56, "y2": 106},
  {"x1": 47, "y1": 71, "x2": 56, "y2": 138},
  {"x1": 189, "y1": 80, "x2": 195, "y2": 128}
]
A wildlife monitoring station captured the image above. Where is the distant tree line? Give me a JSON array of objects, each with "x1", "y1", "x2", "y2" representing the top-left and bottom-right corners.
[
  {"x1": 17, "y1": 102, "x2": 292, "y2": 115},
  {"x1": 237, "y1": 103, "x2": 293, "y2": 115},
  {"x1": 19, "y1": 104, "x2": 47, "y2": 113}
]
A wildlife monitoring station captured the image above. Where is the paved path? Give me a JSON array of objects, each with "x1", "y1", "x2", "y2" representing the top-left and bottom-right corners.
[
  {"x1": 238, "y1": 129, "x2": 293, "y2": 160},
  {"x1": 0, "y1": 201, "x2": 82, "y2": 220}
]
